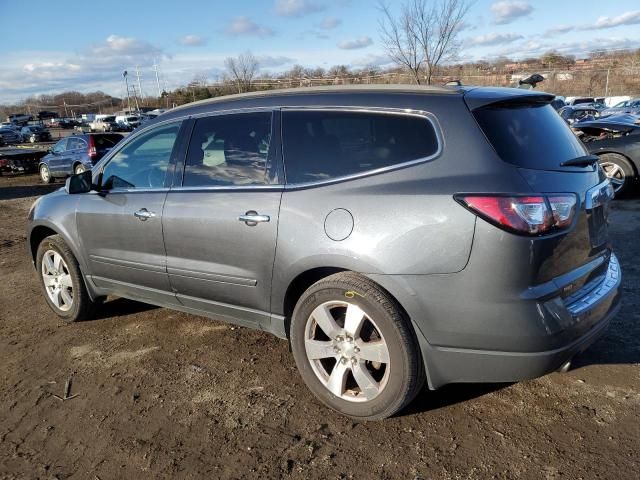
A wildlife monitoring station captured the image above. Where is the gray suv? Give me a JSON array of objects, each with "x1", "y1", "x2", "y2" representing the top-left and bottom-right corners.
[{"x1": 27, "y1": 86, "x2": 621, "y2": 420}]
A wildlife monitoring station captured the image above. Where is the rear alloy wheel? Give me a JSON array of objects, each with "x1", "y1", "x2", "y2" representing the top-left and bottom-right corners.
[
  {"x1": 290, "y1": 272, "x2": 424, "y2": 420},
  {"x1": 40, "y1": 164, "x2": 54, "y2": 183},
  {"x1": 74, "y1": 164, "x2": 87, "y2": 174},
  {"x1": 598, "y1": 153, "x2": 634, "y2": 196}
]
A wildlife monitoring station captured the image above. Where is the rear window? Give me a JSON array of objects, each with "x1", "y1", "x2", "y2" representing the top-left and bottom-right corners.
[
  {"x1": 474, "y1": 104, "x2": 587, "y2": 170},
  {"x1": 93, "y1": 134, "x2": 122, "y2": 149},
  {"x1": 282, "y1": 110, "x2": 439, "y2": 184}
]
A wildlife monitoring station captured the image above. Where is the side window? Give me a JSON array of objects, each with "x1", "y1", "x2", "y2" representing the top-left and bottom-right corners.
[
  {"x1": 67, "y1": 137, "x2": 86, "y2": 150},
  {"x1": 183, "y1": 111, "x2": 274, "y2": 187},
  {"x1": 101, "y1": 121, "x2": 182, "y2": 190},
  {"x1": 282, "y1": 110, "x2": 439, "y2": 184},
  {"x1": 52, "y1": 138, "x2": 67, "y2": 153}
]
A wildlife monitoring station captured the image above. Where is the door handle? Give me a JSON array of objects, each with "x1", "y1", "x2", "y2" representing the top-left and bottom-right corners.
[
  {"x1": 134, "y1": 208, "x2": 156, "y2": 221},
  {"x1": 238, "y1": 210, "x2": 270, "y2": 226}
]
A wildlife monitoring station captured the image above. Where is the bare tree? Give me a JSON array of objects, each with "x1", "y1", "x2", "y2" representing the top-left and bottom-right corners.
[
  {"x1": 224, "y1": 51, "x2": 259, "y2": 93},
  {"x1": 379, "y1": 0, "x2": 472, "y2": 85}
]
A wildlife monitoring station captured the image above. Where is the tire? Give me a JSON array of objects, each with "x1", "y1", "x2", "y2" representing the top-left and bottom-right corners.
[
  {"x1": 40, "y1": 164, "x2": 54, "y2": 183},
  {"x1": 598, "y1": 153, "x2": 635, "y2": 196},
  {"x1": 290, "y1": 272, "x2": 424, "y2": 420},
  {"x1": 74, "y1": 163, "x2": 86, "y2": 174},
  {"x1": 36, "y1": 234, "x2": 98, "y2": 322}
]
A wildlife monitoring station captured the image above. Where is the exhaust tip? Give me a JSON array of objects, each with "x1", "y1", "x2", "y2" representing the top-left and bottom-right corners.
[{"x1": 557, "y1": 360, "x2": 572, "y2": 373}]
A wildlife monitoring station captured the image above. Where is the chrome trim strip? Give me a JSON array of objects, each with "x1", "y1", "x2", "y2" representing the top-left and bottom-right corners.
[
  {"x1": 89, "y1": 255, "x2": 166, "y2": 273},
  {"x1": 167, "y1": 267, "x2": 257, "y2": 287},
  {"x1": 566, "y1": 253, "x2": 621, "y2": 316},
  {"x1": 585, "y1": 178, "x2": 615, "y2": 210}
]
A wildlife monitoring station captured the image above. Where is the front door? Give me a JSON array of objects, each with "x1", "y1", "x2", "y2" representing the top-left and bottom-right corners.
[
  {"x1": 75, "y1": 120, "x2": 185, "y2": 304},
  {"x1": 162, "y1": 111, "x2": 282, "y2": 328}
]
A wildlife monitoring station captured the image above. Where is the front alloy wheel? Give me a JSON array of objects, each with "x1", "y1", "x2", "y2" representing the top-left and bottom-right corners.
[
  {"x1": 41, "y1": 250, "x2": 74, "y2": 311},
  {"x1": 36, "y1": 234, "x2": 100, "y2": 322}
]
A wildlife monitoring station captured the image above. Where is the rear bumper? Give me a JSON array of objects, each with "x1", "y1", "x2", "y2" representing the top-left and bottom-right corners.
[
  {"x1": 368, "y1": 253, "x2": 622, "y2": 389},
  {"x1": 417, "y1": 297, "x2": 618, "y2": 388}
]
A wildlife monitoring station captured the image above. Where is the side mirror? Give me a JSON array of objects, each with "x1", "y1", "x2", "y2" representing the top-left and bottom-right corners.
[{"x1": 65, "y1": 170, "x2": 93, "y2": 194}]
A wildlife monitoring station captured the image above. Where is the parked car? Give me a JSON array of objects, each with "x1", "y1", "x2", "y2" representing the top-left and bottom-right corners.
[
  {"x1": 115, "y1": 115, "x2": 142, "y2": 129},
  {"x1": 74, "y1": 122, "x2": 92, "y2": 133},
  {"x1": 38, "y1": 133, "x2": 123, "y2": 182},
  {"x1": 550, "y1": 97, "x2": 566, "y2": 110},
  {"x1": 89, "y1": 116, "x2": 118, "y2": 132},
  {"x1": 566, "y1": 96, "x2": 595, "y2": 106},
  {"x1": 0, "y1": 127, "x2": 23, "y2": 144},
  {"x1": 27, "y1": 86, "x2": 621, "y2": 420},
  {"x1": 600, "y1": 98, "x2": 640, "y2": 117},
  {"x1": 20, "y1": 125, "x2": 51, "y2": 143},
  {"x1": 572, "y1": 115, "x2": 640, "y2": 195},
  {"x1": 558, "y1": 105, "x2": 600, "y2": 124}
]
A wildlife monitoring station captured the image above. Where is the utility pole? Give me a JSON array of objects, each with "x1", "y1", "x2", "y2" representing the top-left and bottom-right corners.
[
  {"x1": 135, "y1": 65, "x2": 144, "y2": 103},
  {"x1": 152, "y1": 58, "x2": 162, "y2": 98},
  {"x1": 604, "y1": 68, "x2": 610, "y2": 97},
  {"x1": 123, "y1": 70, "x2": 131, "y2": 112}
]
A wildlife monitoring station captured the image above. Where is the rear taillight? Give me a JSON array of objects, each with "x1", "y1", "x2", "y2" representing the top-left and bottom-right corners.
[
  {"x1": 87, "y1": 136, "x2": 97, "y2": 158},
  {"x1": 455, "y1": 194, "x2": 577, "y2": 236}
]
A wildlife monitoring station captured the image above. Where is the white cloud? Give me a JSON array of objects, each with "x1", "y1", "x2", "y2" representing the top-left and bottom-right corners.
[
  {"x1": 275, "y1": 0, "x2": 325, "y2": 17},
  {"x1": 319, "y1": 16, "x2": 341, "y2": 29},
  {"x1": 592, "y1": 10, "x2": 640, "y2": 29},
  {"x1": 89, "y1": 35, "x2": 162, "y2": 58},
  {"x1": 545, "y1": 25, "x2": 575, "y2": 36},
  {"x1": 491, "y1": 1, "x2": 533, "y2": 25},
  {"x1": 467, "y1": 32, "x2": 524, "y2": 47},
  {"x1": 490, "y1": 36, "x2": 640, "y2": 60},
  {"x1": 225, "y1": 16, "x2": 275, "y2": 37},
  {"x1": 338, "y1": 36, "x2": 373, "y2": 50},
  {"x1": 179, "y1": 35, "x2": 206, "y2": 46},
  {"x1": 256, "y1": 55, "x2": 296, "y2": 68},
  {"x1": 351, "y1": 53, "x2": 393, "y2": 68}
]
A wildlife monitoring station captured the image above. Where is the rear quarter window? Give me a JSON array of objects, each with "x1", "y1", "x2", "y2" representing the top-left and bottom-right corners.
[
  {"x1": 282, "y1": 110, "x2": 439, "y2": 184},
  {"x1": 473, "y1": 103, "x2": 587, "y2": 170}
]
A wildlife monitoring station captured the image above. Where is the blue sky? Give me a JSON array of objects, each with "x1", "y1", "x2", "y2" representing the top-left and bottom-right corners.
[{"x1": 0, "y1": 0, "x2": 639, "y2": 102}]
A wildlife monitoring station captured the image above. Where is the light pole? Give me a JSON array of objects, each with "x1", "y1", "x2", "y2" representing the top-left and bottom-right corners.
[{"x1": 123, "y1": 70, "x2": 131, "y2": 112}]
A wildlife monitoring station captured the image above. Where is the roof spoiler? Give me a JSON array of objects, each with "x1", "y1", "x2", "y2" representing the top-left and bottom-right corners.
[{"x1": 463, "y1": 88, "x2": 555, "y2": 111}]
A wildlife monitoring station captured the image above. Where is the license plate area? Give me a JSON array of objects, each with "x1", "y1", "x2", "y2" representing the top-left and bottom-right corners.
[{"x1": 585, "y1": 180, "x2": 614, "y2": 248}]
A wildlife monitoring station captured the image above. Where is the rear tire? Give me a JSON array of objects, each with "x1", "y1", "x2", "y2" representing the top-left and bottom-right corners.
[
  {"x1": 290, "y1": 272, "x2": 424, "y2": 420},
  {"x1": 36, "y1": 235, "x2": 98, "y2": 322},
  {"x1": 74, "y1": 163, "x2": 86, "y2": 174},
  {"x1": 40, "y1": 164, "x2": 54, "y2": 183},
  {"x1": 598, "y1": 153, "x2": 635, "y2": 196}
]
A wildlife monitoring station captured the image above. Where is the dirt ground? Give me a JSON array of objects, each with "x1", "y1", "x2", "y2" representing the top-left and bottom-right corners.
[{"x1": 0, "y1": 174, "x2": 638, "y2": 480}]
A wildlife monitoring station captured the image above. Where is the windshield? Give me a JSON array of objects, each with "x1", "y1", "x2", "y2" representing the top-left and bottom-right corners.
[{"x1": 474, "y1": 103, "x2": 587, "y2": 170}]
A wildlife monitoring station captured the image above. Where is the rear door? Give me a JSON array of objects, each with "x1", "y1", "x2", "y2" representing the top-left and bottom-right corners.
[
  {"x1": 64, "y1": 137, "x2": 87, "y2": 175},
  {"x1": 75, "y1": 120, "x2": 186, "y2": 304},
  {"x1": 47, "y1": 138, "x2": 68, "y2": 175},
  {"x1": 162, "y1": 110, "x2": 283, "y2": 328}
]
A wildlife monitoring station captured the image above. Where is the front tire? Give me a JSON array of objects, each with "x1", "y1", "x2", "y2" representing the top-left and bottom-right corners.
[
  {"x1": 36, "y1": 235, "x2": 98, "y2": 322},
  {"x1": 40, "y1": 164, "x2": 54, "y2": 183},
  {"x1": 290, "y1": 272, "x2": 424, "y2": 420},
  {"x1": 598, "y1": 153, "x2": 635, "y2": 196}
]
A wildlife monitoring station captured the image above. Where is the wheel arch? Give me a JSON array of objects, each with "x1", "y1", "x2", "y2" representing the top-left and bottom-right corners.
[
  {"x1": 29, "y1": 222, "x2": 100, "y2": 301},
  {"x1": 282, "y1": 267, "x2": 348, "y2": 327}
]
